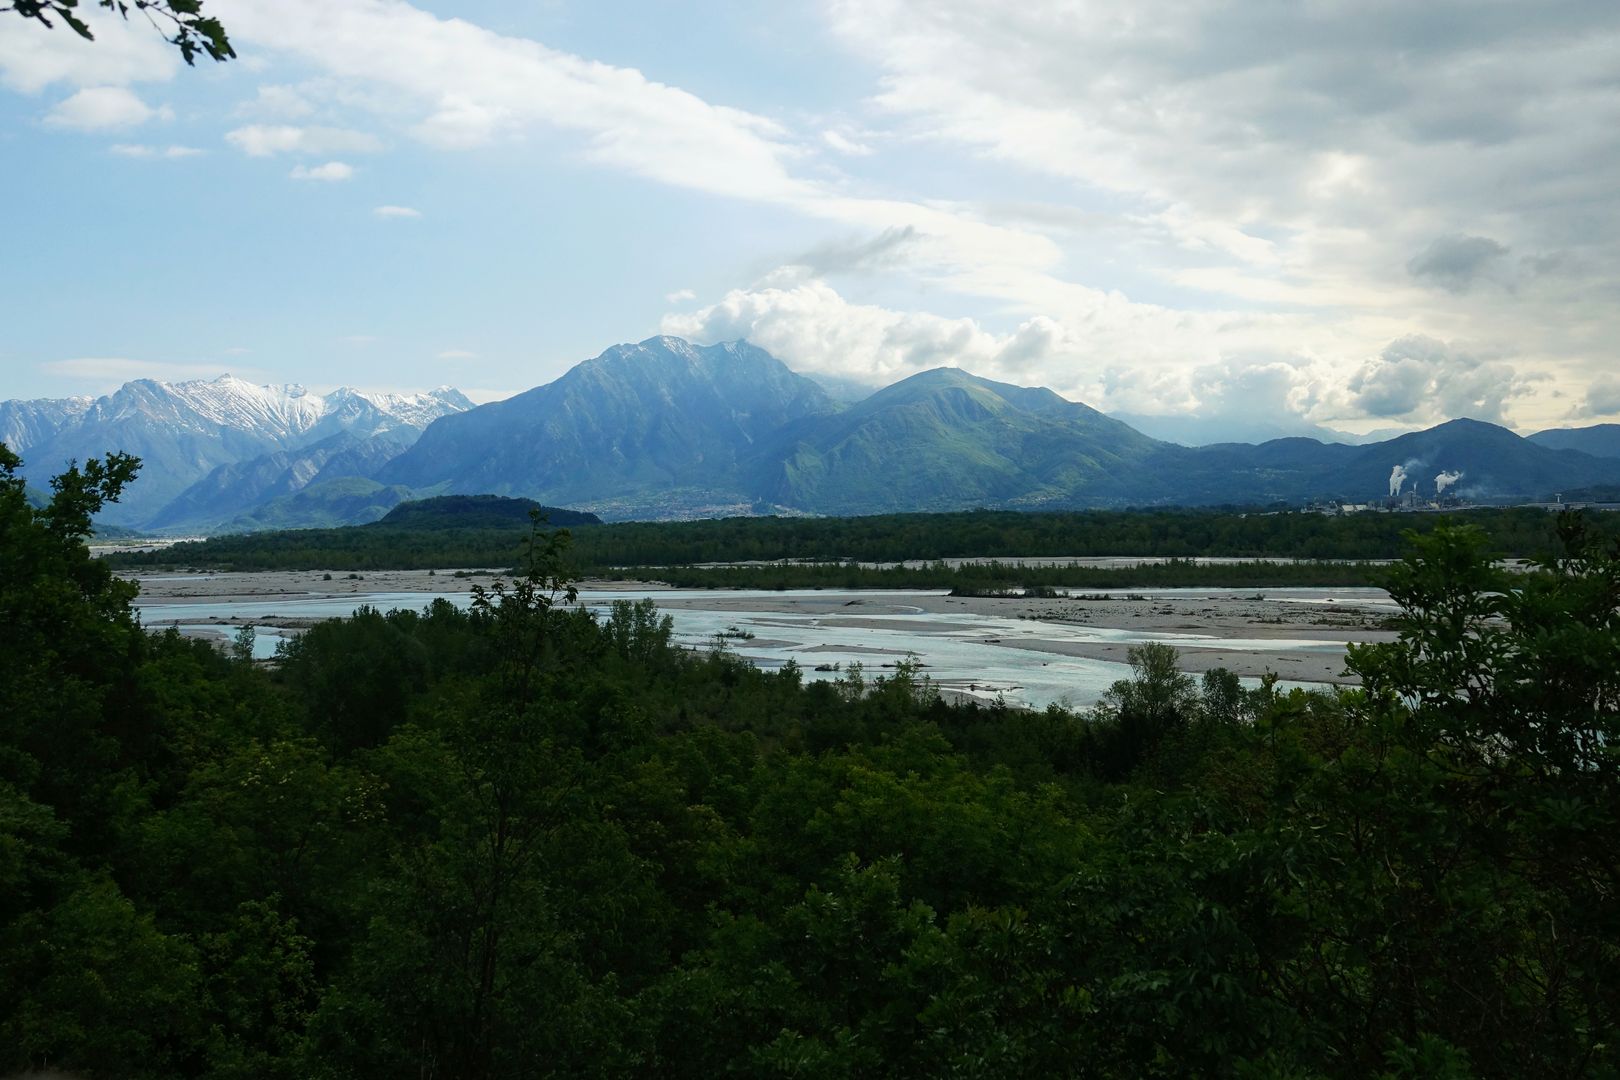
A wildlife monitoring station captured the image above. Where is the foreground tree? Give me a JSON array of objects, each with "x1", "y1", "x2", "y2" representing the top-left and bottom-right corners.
[
  {"x1": 1340, "y1": 515, "x2": 1620, "y2": 1069},
  {"x1": 0, "y1": 445, "x2": 143, "y2": 846}
]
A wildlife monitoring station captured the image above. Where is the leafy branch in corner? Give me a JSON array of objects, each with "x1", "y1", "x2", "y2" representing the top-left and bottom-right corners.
[{"x1": 3, "y1": 0, "x2": 233, "y2": 64}]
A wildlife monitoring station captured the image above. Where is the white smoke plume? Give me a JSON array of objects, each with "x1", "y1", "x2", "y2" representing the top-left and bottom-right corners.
[
  {"x1": 1388, "y1": 465, "x2": 1408, "y2": 497},
  {"x1": 1435, "y1": 470, "x2": 1462, "y2": 495}
]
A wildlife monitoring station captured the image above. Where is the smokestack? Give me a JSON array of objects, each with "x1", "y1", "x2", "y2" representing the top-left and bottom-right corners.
[
  {"x1": 1388, "y1": 465, "x2": 1408, "y2": 498},
  {"x1": 1435, "y1": 469, "x2": 1462, "y2": 496}
]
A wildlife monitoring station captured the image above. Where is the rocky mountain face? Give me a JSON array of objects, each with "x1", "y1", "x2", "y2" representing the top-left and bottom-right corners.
[
  {"x1": 143, "y1": 428, "x2": 421, "y2": 532},
  {"x1": 0, "y1": 395, "x2": 94, "y2": 454},
  {"x1": 377, "y1": 337, "x2": 838, "y2": 517},
  {"x1": 5, "y1": 376, "x2": 471, "y2": 527}
]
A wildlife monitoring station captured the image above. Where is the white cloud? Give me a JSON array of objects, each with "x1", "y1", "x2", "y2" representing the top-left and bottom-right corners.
[
  {"x1": 110, "y1": 143, "x2": 203, "y2": 158},
  {"x1": 45, "y1": 86, "x2": 169, "y2": 131},
  {"x1": 225, "y1": 123, "x2": 382, "y2": 157},
  {"x1": 664, "y1": 288, "x2": 697, "y2": 304},
  {"x1": 1338, "y1": 336, "x2": 1531, "y2": 426},
  {"x1": 1574, "y1": 375, "x2": 1620, "y2": 418},
  {"x1": 373, "y1": 205, "x2": 422, "y2": 218},
  {"x1": 290, "y1": 160, "x2": 355, "y2": 181},
  {"x1": 208, "y1": 0, "x2": 1105, "y2": 328},
  {"x1": 39, "y1": 357, "x2": 254, "y2": 390},
  {"x1": 814, "y1": 0, "x2": 1620, "y2": 429},
  {"x1": 821, "y1": 129, "x2": 873, "y2": 155},
  {"x1": 237, "y1": 83, "x2": 317, "y2": 119},
  {"x1": 35, "y1": 0, "x2": 1596, "y2": 434},
  {"x1": 215, "y1": 0, "x2": 809, "y2": 201},
  {"x1": 0, "y1": 6, "x2": 175, "y2": 93},
  {"x1": 659, "y1": 276, "x2": 1515, "y2": 432},
  {"x1": 663, "y1": 278, "x2": 1070, "y2": 391}
]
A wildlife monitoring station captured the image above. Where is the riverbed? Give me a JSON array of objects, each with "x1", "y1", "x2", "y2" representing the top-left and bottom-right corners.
[{"x1": 131, "y1": 569, "x2": 1398, "y2": 709}]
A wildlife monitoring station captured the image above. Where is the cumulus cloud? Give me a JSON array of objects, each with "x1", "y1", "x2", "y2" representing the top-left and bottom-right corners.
[
  {"x1": 1342, "y1": 335, "x2": 1530, "y2": 425},
  {"x1": 290, "y1": 161, "x2": 355, "y2": 181},
  {"x1": 659, "y1": 274, "x2": 1544, "y2": 436},
  {"x1": 1573, "y1": 375, "x2": 1620, "y2": 418},
  {"x1": 661, "y1": 276, "x2": 1194, "y2": 412},
  {"x1": 225, "y1": 123, "x2": 381, "y2": 157},
  {"x1": 373, "y1": 205, "x2": 422, "y2": 218},
  {"x1": 1407, "y1": 234, "x2": 1510, "y2": 293},
  {"x1": 664, "y1": 288, "x2": 697, "y2": 304},
  {"x1": 45, "y1": 86, "x2": 169, "y2": 130},
  {"x1": 1115, "y1": 359, "x2": 1322, "y2": 429},
  {"x1": 663, "y1": 278, "x2": 1009, "y2": 388},
  {"x1": 817, "y1": 0, "x2": 1620, "y2": 426}
]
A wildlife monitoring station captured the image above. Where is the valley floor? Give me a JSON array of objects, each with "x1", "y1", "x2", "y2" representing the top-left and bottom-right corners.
[{"x1": 134, "y1": 569, "x2": 1396, "y2": 689}]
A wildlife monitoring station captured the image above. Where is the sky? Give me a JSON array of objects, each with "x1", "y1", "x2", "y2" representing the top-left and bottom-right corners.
[{"x1": 4, "y1": 0, "x2": 1620, "y2": 438}]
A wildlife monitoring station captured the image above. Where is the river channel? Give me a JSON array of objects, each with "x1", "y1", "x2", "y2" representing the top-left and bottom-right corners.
[{"x1": 133, "y1": 582, "x2": 1394, "y2": 710}]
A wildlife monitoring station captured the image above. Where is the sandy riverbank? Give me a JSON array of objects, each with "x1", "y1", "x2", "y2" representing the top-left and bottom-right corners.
[
  {"x1": 641, "y1": 589, "x2": 1393, "y2": 684},
  {"x1": 132, "y1": 570, "x2": 1396, "y2": 685}
]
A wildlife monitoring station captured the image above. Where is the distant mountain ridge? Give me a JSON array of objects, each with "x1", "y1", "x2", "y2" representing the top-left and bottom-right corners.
[
  {"x1": 378, "y1": 337, "x2": 838, "y2": 517},
  {"x1": 0, "y1": 394, "x2": 93, "y2": 453},
  {"x1": 5, "y1": 375, "x2": 471, "y2": 527},
  {"x1": 1529, "y1": 424, "x2": 1620, "y2": 460},
  {"x1": 377, "y1": 340, "x2": 1620, "y2": 519},
  {"x1": 7, "y1": 340, "x2": 1620, "y2": 530}
]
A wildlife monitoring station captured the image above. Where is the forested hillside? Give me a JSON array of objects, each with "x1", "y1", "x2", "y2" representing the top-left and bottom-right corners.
[{"x1": 5, "y1": 447, "x2": 1619, "y2": 1077}]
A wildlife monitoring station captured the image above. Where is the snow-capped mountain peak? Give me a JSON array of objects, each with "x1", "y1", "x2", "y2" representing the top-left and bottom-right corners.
[{"x1": 3, "y1": 372, "x2": 474, "y2": 527}]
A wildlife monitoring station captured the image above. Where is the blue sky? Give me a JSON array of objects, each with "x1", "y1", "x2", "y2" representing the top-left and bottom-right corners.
[{"x1": 6, "y1": 0, "x2": 1620, "y2": 436}]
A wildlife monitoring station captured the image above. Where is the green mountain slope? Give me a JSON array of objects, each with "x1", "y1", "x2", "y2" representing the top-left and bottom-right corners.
[
  {"x1": 218, "y1": 477, "x2": 418, "y2": 532},
  {"x1": 1528, "y1": 423, "x2": 1620, "y2": 459},
  {"x1": 756, "y1": 368, "x2": 1167, "y2": 514}
]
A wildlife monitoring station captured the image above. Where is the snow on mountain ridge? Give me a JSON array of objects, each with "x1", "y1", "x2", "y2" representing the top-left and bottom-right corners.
[
  {"x1": 6, "y1": 374, "x2": 474, "y2": 448},
  {"x1": 0, "y1": 395, "x2": 94, "y2": 454}
]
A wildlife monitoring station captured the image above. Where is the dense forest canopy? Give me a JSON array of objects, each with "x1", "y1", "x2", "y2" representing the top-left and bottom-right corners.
[
  {"x1": 105, "y1": 504, "x2": 1620, "y2": 576},
  {"x1": 5, "y1": 446, "x2": 1619, "y2": 1076}
]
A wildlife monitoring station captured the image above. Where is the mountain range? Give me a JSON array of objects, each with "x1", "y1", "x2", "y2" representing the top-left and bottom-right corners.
[
  {"x1": 3, "y1": 377, "x2": 471, "y2": 528},
  {"x1": 6, "y1": 337, "x2": 1620, "y2": 532}
]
